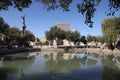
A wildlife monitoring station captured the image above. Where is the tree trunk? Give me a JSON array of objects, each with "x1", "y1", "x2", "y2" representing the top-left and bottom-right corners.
[{"x1": 68, "y1": 40, "x2": 71, "y2": 47}]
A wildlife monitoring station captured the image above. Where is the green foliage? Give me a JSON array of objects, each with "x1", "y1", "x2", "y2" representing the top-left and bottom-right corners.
[
  {"x1": 87, "y1": 35, "x2": 97, "y2": 42},
  {"x1": 35, "y1": 40, "x2": 49, "y2": 46},
  {"x1": 0, "y1": 0, "x2": 32, "y2": 11},
  {"x1": 0, "y1": 0, "x2": 120, "y2": 27},
  {"x1": 45, "y1": 26, "x2": 67, "y2": 46},
  {"x1": 0, "y1": 17, "x2": 10, "y2": 48},
  {"x1": 25, "y1": 30, "x2": 35, "y2": 41},
  {"x1": 71, "y1": 30, "x2": 80, "y2": 45},
  {"x1": 64, "y1": 31, "x2": 72, "y2": 46},
  {"x1": 8, "y1": 27, "x2": 21, "y2": 43},
  {"x1": 80, "y1": 36, "x2": 87, "y2": 44},
  {"x1": 51, "y1": 26, "x2": 60, "y2": 39},
  {"x1": 35, "y1": 41, "x2": 42, "y2": 46},
  {"x1": 43, "y1": 41, "x2": 49, "y2": 45},
  {"x1": 116, "y1": 40, "x2": 120, "y2": 49},
  {"x1": 45, "y1": 26, "x2": 64, "y2": 41},
  {"x1": 45, "y1": 26, "x2": 80, "y2": 46},
  {"x1": 0, "y1": 17, "x2": 35, "y2": 48},
  {"x1": 101, "y1": 17, "x2": 120, "y2": 45},
  {"x1": 39, "y1": 0, "x2": 120, "y2": 27},
  {"x1": 45, "y1": 31, "x2": 53, "y2": 41},
  {"x1": 83, "y1": 35, "x2": 104, "y2": 43},
  {"x1": 0, "y1": 17, "x2": 9, "y2": 35},
  {"x1": 7, "y1": 28, "x2": 35, "y2": 45},
  {"x1": 85, "y1": 35, "x2": 104, "y2": 43},
  {"x1": 57, "y1": 30, "x2": 66, "y2": 40},
  {"x1": 77, "y1": 0, "x2": 100, "y2": 27},
  {"x1": 66, "y1": 31, "x2": 72, "y2": 41},
  {"x1": 17, "y1": 30, "x2": 35, "y2": 47},
  {"x1": 45, "y1": 26, "x2": 60, "y2": 41},
  {"x1": 39, "y1": 0, "x2": 72, "y2": 11},
  {"x1": 107, "y1": 0, "x2": 120, "y2": 16},
  {"x1": 66, "y1": 30, "x2": 80, "y2": 45},
  {"x1": 96, "y1": 36, "x2": 104, "y2": 43}
]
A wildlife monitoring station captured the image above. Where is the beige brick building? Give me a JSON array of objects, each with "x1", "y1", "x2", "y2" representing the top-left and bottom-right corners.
[{"x1": 56, "y1": 22, "x2": 70, "y2": 31}]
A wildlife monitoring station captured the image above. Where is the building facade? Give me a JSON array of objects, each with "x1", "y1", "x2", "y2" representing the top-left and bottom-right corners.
[{"x1": 56, "y1": 22, "x2": 70, "y2": 31}]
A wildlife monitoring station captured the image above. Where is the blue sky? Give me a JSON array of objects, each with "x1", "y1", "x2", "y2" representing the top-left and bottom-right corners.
[{"x1": 0, "y1": 0, "x2": 120, "y2": 37}]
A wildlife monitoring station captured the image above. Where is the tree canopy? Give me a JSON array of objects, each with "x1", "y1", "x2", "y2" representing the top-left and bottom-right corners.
[
  {"x1": 45, "y1": 26, "x2": 60, "y2": 41},
  {"x1": 45, "y1": 26, "x2": 81, "y2": 46},
  {"x1": 0, "y1": 17, "x2": 35, "y2": 48},
  {"x1": 87, "y1": 35, "x2": 97, "y2": 42},
  {"x1": 0, "y1": 0, "x2": 120, "y2": 27},
  {"x1": 80, "y1": 36, "x2": 87, "y2": 44},
  {"x1": 68, "y1": 30, "x2": 80, "y2": 45},
  {"x1": 101, "y1": 17, "x2": 120, "y2": 45},
  {"x1": 0, "y1": 17, "x2": 9, "y2": 35},
  {"x1": 24, "y1": 30, "x2": 35, "y2": 41}
]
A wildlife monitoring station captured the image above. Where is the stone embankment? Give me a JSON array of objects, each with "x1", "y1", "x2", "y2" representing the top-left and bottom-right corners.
[
  {"x1": 41, "y1": 46, "x2": 120, "y2": 57},
  {"x1": 0, "y1": 45, "x2": 120, "y2": 57},
  {"x1": 0, "y1": 48, "x2": 41, "y2": 55},
  {"x1": 75, "y1": 48, "x2": 120, "y2": 56}
]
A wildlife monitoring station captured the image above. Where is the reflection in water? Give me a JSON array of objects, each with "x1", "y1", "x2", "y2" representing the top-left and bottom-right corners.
[
  {"x1": 101, "y1": 55, "x2": 120, "y2": 80},
  {"x1": 0, "y1": 51, "x2": 120, "y2": 80},
  {"x1": 45, "y1": 53, "x2": 80, "y2": 75},
  {"x1": 0, "y1": 53, "x2": 34, "y2": 80}
]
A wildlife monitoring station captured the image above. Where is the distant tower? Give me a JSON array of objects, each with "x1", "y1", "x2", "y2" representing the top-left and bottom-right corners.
[
  {"x1": 21, "y1": 15, "x2": 26, "y2": 36},
  {"x1": 56, "y1": 22, "x2": 70, "y2": 31}
]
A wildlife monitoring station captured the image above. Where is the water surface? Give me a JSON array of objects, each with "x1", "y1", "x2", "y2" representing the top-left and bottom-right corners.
[{"x1": 0, "y1": 51, "x2": 120, "y2": 80}]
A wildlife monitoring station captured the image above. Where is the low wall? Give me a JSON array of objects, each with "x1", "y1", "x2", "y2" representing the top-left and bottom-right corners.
[
  {"x1": 41, "y1": 47, "x2": 120, "y2": 57},
  {"x1": 0, "y1": 48, "x2": 41, "y2": 55}
]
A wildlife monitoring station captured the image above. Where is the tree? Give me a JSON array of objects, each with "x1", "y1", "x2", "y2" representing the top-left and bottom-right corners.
[
  {"x1": 80, "y1": 36, "x2": 87, "y2": 45},
  {"x1": 66, "y1": 30, "x2": 80, "y2": 46},
  {"x1": 50, "y1": 26, "x2": 60, "y2": 40},
  {"x1": 6, "y1": 27, "x2": 35, "y2": 46},
  {"x1": 0, "y1": 17, "x2": 9, "y2": 35},
  {"x1": 87, "y1": 35, "x2": 97, "y2": 42},
  {"x1": 18, "y1": 30, "x2": 35, "y2": 47},
  {"x1": 57, "y1": 30, "x2": 66, "y2": 40},
  {"x1": 0, "y1": 17, "x2": 10, "y2": 48},
  {"x1": 56, "y1": 30, "x2": 67, "y2": 45},
  {"x1": 71, "y1": 30, "x2": 80, "y2": 46},
  {"x1": 0, "y1": 16, "x2": 35, "y2": 48},
  {"x1": 40, "y1": 0, "x2": 120, "y2": 27},
  {"x1": 45, "y1": 31, "x2": 53, "y2": 41},
  {"x1": 45, "y1": 30, "x2": 54, "y2": 46},
  {"x1": 101, "y1": 17, "x2": 120, "y2": 46},
  {"x1": 7, "y1": 27, "x2": 21, "y2": 44},
  {"x1": 96, "y1": 36, "x2": 104, "y2": 43},
  {"x1": 24, "y1": 30, "x2": 35, "y2": 42},
  {"x1": 0, "y1": 0, "x2": 120, "y2": 27},
  {"x1": 0, "y1": 0, "x2": 32, "y2": 11},
  {"x1": 45, "y1": 26, "x2": 65, "y2": 46},
  {"x1": 66, "y1": 31, "x2": 73, "y2": 46},
  {"x1": 43, "y1": 41, "x2": 49, "y2": 45}
]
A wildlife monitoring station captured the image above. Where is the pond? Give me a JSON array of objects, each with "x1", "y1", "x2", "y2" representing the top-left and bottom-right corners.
[{"x1": 0, "y1": 51, "x2": 120, "y2": 80}]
